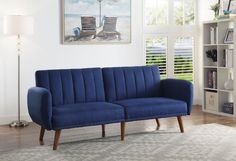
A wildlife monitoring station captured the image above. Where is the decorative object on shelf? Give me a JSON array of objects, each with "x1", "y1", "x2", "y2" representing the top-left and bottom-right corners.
[
  {"x1": 219, "y1": 0, "x2": 236, "y2": 19},
  {"x1": 224, "y1": 49, "x2": 234, "y2": 67},
  {"x1": 223, "y1": 102, "x2": 234, "y2": 114},
  {"x1": 224, "y1": 72, "x2": 234, "y2": 90},
  {"x1": 211, "y1": 0, "x2": 221, "y2": 19},
  {"x1": 206, "y1": 49, "x2": 217, "y2": 62},
  {"x1": 223, "y1": 0, "x2": 232, "y2": 15},
  {"x1": 61, "y1": 0, "x2": 131, "y2": 44},
  {"x1": 210, "y1": 26, "x2": 218, "y2": 44},
  {"x1": 205, "y1": 91, "x2": 218, "y2": 111},
  {"x1": 224, "y1": 28, "x2": 234, "y2": 44},
  {"x1": 222, "y1": 52, "x2": 226, "y2": 67},
  {"x1": 3, "y1": 15, "x2": 34, "y2": 127}
]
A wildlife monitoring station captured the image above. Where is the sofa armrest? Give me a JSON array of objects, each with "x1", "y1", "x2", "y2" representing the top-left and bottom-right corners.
[
  {"x1": 27, "y1": 87, "x2": 52, "y2": 130},
  {"x1": 161, "y1": 79, "x2": 193, "y2": 115}
]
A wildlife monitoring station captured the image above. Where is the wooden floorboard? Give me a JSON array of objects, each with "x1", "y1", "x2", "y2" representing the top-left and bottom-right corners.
[{"x1": 1, "y1": 106, "x2": 236, "y2": 153}]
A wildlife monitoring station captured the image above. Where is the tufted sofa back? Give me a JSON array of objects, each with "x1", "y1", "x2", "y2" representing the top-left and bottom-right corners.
[
  {"x1": 102, "y1": 66, "x2": 161, "y2": 102},
  {"x1": 36, "y1": 68, "x2": 105, "y2": 106}
]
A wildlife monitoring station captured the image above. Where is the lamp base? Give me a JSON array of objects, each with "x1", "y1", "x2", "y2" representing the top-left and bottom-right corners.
[{"x1": 9, "y1": 120, "x2": 29, "y2": 128}]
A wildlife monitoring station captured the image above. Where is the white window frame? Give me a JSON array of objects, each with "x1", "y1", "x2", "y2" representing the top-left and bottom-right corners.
[{"x1": 143, "y1": 0, "x2": 199, "y2": 85}]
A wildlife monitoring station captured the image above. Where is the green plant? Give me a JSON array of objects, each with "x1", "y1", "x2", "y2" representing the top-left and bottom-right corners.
[{"x1": 210, "y1": 2, "x2": 221, "y2": 18}]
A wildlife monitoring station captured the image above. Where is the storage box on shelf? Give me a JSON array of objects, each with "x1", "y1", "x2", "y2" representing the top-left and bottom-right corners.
[
  {"x1": 203, "y1": 19, "x2": 235, "y2": 117},
  {"x1": 205, "y1": 91, "x2": 218, "y2": 112}
]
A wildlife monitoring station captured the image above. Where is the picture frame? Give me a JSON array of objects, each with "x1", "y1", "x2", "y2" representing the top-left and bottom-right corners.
[
  {"x1": 224, "y1": 28, "x2": 234, "y2": 44},
  {"x1": 61, "y1": 0, "x2": 131, "y2": 45}
]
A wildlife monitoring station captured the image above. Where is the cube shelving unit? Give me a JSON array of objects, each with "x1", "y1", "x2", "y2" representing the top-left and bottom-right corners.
[{"x1": 203, "y1": 19, "x2": 236, "y2": 117}]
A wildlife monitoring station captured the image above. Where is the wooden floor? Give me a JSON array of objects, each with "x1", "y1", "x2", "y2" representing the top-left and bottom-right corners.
[{"x1": 1, "y1": 106, "x2": 236, "y2": 153}]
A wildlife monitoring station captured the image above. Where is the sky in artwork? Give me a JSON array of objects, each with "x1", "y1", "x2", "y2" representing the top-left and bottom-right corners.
[{"x1": 64, "y1": 0, "x2": 131, "y2": 16}]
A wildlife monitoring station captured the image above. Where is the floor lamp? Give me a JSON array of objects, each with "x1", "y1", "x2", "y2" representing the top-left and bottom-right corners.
[{"x1": 3, "y1": 15, "x2": 34, "y2": 127}]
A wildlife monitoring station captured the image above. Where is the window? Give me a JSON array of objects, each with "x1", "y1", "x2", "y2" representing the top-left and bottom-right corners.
[
  {"x1": 145, "y1": 0, "x2": 168, "y2": 25},
  {"x1": 174, "y1": 37, "x2": 194, "y2": 81},
  {"x1": 174, "y1": 0, "x2": 195, "y2": 25},
  {"x1": 146, "y1": 37, "x2": 167, "y2": 79},
  {"x1": 144, "y1": 0, "x2": 197, "y2": 83}
]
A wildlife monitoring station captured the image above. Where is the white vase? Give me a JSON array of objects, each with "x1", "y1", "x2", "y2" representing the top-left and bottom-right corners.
[{"x1": 224, "y1": 73, "x2": 234, "y2": 90}]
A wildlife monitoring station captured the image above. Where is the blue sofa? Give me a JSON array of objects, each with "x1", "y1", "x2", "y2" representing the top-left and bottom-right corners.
[{"x1": 28, "y1": 66, "x2": 193, "y2": 150}]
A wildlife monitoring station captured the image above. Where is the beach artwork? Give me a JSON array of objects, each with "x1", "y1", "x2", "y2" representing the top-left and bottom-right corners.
[{"x1": 62, "y1": 0, "x2": 131, "y2": 44}]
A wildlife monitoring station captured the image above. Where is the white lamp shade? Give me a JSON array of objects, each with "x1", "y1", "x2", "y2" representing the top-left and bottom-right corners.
[{"x1": 3, "y1": 15, "x2": 34, "y2": 35}]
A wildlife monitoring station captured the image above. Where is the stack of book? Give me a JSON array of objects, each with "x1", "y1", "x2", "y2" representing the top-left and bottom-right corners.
[
  {"x1": 222, "y1": 49, "x2": 234, "y2": 68},
  {"x1": 208, "y1": 70, "x2": 217, "y2": 89}
]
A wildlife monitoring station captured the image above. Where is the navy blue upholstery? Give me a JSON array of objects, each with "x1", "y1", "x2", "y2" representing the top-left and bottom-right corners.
[
  {"x1": 161, "y1": 79, "x2": 193, "y2": 115},
  {"x1": 36, "y1": 68, "x2": 105, "y2": 106},
  {"x1": 52, "y1": 102, "x2": 124, "y2": 130},
  {"x1": 116, "y1": 98, "x2": 187, "y2": 121},
  {"x1": 28, "y1": 87, "x2": 52, "y2": 130},
  {"x1": 102, "y1": 66, "x2": 161, "y2": 102},
  {"x1": 28, "y1": 66, "x2": 193, "y2": 133}
]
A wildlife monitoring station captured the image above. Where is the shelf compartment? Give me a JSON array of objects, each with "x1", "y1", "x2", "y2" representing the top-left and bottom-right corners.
[
  {"x1": 218, "y1": 92, "x2": 234, "y2": 115},
  {"x1": 204, "y1": 91, "x2": 218, "y2": 112},
  {"x1": 204, "y1": 68, "x2": 217, "y2": 89},
  {"x1": 204, "y1": 47, "x2": 217, "y2": 66},
  {"x1": 217, "y1": 68, "x2": 233, "y2": 90},
  {"x1": 217, "y1": 21, "x2": 234, "y2": 44},
  {"x1": 203, "y1": 23, "x2": 217, "y2": 44}
]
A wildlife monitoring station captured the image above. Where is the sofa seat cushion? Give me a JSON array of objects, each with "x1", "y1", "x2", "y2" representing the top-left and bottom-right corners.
[
  {"x1": 52, "y1": 102, "x2": 124, "y2": 130},
  {"x1": 115, "y1": 98, "x2": 187, "y2": 121}
]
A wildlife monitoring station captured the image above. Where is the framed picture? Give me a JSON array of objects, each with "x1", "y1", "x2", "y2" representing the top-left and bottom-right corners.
[
  {"x1": 224, "y1": 28, "x2": 234, "y2": 44},
  {"x1": 61, "y1": 0, "x2": 131, "y2": 45}
]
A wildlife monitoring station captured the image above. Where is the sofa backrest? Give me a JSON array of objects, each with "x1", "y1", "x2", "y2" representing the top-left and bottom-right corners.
[
  {"x1": 36, "y1": 68, "x2": 105, "y2": 106},
  {"x1": 103, "y1": 66, "x2": 161, "y2": 102}
]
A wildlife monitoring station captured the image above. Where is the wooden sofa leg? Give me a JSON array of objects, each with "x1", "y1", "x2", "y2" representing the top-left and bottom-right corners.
[
  {"x1": 39, "y1": 127, "x2": 45, "y2": 145},
  {"x1": 155, "y1": 118, "x2": 160, "y2": 129},
  {"x1": 121, "y1": 122, "x2": 125, "y2": 141},
  {"x1": 53, "y1": 130, "x2": 61, "y2": 150},
  {"x1": 102, "y1": 124, "x2": 105, "y2": 138},
  {"x1": 177, "y1": 116, "x2": 184, "y2": 133}
]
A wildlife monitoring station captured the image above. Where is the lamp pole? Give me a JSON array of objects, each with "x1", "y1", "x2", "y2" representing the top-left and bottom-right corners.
[{"x1": 9, "y1": 34, "x2": 29, "y2": 127}]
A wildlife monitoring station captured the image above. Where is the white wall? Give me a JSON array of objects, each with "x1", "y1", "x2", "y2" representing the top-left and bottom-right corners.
[
  {"x1": 0, "y1": 0, "x2": 144, "y2": 124},
  {"x1": 0, "y1": 0, "x2": 214, "y2": 125}
]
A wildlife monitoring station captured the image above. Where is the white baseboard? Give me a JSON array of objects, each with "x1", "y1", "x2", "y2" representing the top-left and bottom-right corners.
[{"x1": 0, "y1": 115, "x2": 32, "y2": 125}]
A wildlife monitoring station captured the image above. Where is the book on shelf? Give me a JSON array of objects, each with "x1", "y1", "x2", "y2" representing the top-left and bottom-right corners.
[
  {"x1": 212, "y1": 71, "x2": 217, "y2": 89},
  {"x1": 224, "y1": 49, "x2": 234, "y2": 68},
  {"x1": 207, "y1": 70, "x2": 217, "y2": 89}
]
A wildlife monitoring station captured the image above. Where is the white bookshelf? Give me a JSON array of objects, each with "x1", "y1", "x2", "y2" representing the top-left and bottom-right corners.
[{"x1": 202, "y1": 19, "x2": 236, "y2": 117}]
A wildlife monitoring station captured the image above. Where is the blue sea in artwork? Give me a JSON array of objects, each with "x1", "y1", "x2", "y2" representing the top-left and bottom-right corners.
[
  {"x1": 64, "y1": 14, "x2": 131, "y2": 43},
  {"x1": 63, "y1": 0, "x2": 131, "y2": 43}
]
